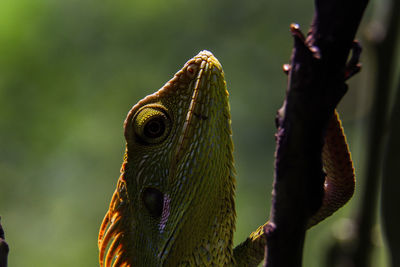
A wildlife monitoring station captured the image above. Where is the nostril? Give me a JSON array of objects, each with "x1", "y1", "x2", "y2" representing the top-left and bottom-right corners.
[{"x1": 186, "y1": 63, "x2": 198, "y2": 78}]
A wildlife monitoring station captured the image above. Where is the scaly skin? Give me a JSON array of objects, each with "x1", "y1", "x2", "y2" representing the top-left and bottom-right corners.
[{"x1": 98, "y1": 51, "x2": 354, "y2": 266}]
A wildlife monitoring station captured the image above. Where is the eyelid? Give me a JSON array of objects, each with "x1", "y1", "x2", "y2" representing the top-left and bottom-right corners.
[{"x1": 132, "y1": 104, "x2": 172, "y2": 145}]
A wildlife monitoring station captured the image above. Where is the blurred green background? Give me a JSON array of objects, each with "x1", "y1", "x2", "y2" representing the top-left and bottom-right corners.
[{"x1": 0, "y1": 0, "x2": 393, "y2": 266}]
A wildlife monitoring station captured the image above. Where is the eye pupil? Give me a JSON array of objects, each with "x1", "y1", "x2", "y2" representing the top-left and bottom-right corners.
[{"x1": 144, "y1": 118, "x2": 165, "y2": 138}]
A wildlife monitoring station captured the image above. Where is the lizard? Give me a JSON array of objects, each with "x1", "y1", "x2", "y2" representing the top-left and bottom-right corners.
[{"x1": 98, "y1": 50, "x2": 355, "y2": 266}]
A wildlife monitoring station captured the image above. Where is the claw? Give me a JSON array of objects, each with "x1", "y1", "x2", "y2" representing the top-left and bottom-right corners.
[
  {"x1": 290, "y1": 23, "x2": 305, "y2": 42},
  {"x1": 345, "y1": 41, "x2": 362, "y2": 80},
  {"x1": 290, "y1": 23, "x2": 321, "y2": 59},
  {"x1": 282, "y1": 64, "x2": 291, "y2": 74}
]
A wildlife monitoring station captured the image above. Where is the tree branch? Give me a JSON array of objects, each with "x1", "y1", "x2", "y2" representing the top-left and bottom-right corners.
[{"x1": 264, "y1": 0, "x2": 368, "y2": 266}]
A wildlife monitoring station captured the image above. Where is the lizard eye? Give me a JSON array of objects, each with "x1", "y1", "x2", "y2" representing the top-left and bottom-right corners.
[
  {"x1": 133, "y1": 106, "x2": 171, "y2": 144},
  {"x1": 142, "y1": 187, "x2": 164, "y2": 218}
]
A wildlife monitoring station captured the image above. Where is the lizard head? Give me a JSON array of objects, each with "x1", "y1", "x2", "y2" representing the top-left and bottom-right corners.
[{"x1": 98, "y1": 51, "x2": 236, "y2": 266}]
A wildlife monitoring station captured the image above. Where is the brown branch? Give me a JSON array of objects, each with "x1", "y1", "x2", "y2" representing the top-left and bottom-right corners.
[
  {"x1": 264, "y1": 0, "x2": 368, "y2": 266},
  {"x1": 0, "y1": 217, "x2": 9, "y2": 267}
]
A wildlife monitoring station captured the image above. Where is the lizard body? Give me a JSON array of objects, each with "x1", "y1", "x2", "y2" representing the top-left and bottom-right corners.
[{"x1": 98, "y1": 51, "x2": 354, "y2": 266}]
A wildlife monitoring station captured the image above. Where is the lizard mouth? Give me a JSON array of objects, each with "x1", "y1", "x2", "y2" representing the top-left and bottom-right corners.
[
  {"x1": 156, "y1": 51, "x2": 228, "y2": 264},
  {"x1": 172, "y1": 50, "x2": 224, "y2": 165}
]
